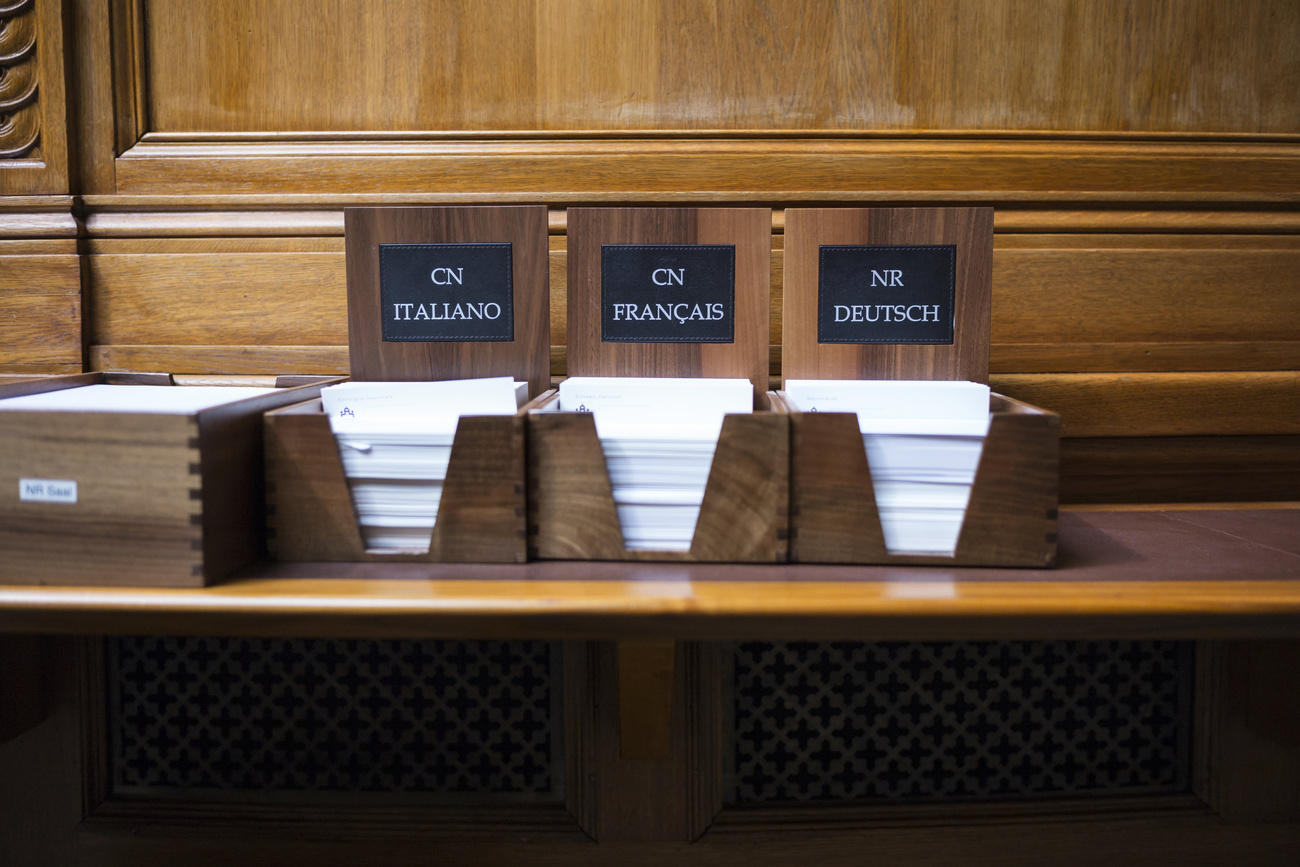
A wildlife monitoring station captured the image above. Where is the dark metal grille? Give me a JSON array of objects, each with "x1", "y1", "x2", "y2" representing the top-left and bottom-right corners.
[
  {"x1": 109, "y1": 637, "x2": 557, "y2": 798},
  {"x1": 733, "y1": 640, "x2": 1192, "y2": 803}
]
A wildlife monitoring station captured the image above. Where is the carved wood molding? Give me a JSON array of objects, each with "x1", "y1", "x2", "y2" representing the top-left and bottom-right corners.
[{"x1": 0, "y1": 0, "x2": 38, "y2": 159}]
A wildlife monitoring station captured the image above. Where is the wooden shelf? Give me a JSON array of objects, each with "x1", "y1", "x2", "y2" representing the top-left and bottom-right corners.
[{"x1": 0, "y1": 509, "x2": 1296, "y2": 641}]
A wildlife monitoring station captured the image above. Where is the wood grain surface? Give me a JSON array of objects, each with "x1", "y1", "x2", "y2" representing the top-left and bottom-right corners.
[
  {"x1": 566, "y1": 207, "x2": 770, "y2": 400},
  {"x1": 567, "y1": 642, "x2": 724, "y2": 841},
  {"x1": 110, "y1": 138, "x2": 1300, "y2": 198},
  {"x1": 0, "y1": 376, "x2": 326, "y2": 587},
  {"x1": 0, "y1": 509, "x2": 1297, "y2": 639},
  {"x1": 782, "y1": 207, "x2": 993, "y2": 384},
  {"x1": 344, "y1": 206, "x2": 550, "y2": 397},
  {"x1": 141, "y1": 0, "x2": 1300, "y2": 134}
]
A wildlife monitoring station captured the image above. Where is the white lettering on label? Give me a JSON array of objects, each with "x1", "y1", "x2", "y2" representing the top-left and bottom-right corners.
[
  {"x1": 833, "y1": 304, "x2": 940, "y2": 323},
  {"x1": 19, "y1": 478, "x2": 78, "y2": 504},
  {"x1": 430, "y1": 267, "x2": 464, "y2": 285},
  {"x1": 391, "y1": 302, "x2": 503, "y2": 321},
  {"x1": 870, "y1": 269, "x2": 904, "y2": 287},
  {"x1": 651, "y1": 268, "x2": 685, "y2": 286},
  {"x1": 610, "y1": 302, "x2": 726, "y2": 323}
]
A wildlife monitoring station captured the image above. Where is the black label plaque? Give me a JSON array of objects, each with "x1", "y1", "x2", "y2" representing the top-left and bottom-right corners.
[
  {"x1": 818, "y1": 245, "x2": 955, "y2": 344},
  {"x1": 601, "y1": 244, "x2": 735, "y2": 343},
  {"x1": 379, "y1": 243, "x2": 514, "y2": 342}
]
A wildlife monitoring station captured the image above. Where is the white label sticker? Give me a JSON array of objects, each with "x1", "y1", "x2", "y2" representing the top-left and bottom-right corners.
[{"x1": 19, "y1": 478, "x2": 78, "y2": 504}]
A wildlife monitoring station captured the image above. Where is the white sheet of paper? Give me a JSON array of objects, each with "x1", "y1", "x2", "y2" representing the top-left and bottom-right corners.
[
  {"x1": 321, "y1": 377, "x2": 524, "y2": 435},
  {"x1": 0, "y1": 384, "x2": 276, "y2": 415},
  {"x1": 783, "y1": 379, "x2": 991, "y2": 436},
  {"x1": 558, "y1": 377, "x2": 752, "y2": 416}
]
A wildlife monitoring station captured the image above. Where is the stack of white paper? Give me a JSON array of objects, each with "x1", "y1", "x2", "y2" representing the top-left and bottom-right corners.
[
  {"x1": 0, "y1": 384, "x2": 277, "y2": 414},
  {"x1": 321, "y1": 378, "x2": 527, "y2": 552},
  {"x1": 557, "y1": 377, "x2": 753, "y2": 551},
  {"x1": 784, "y1": 380, "x2": 991, "y2": 555}
]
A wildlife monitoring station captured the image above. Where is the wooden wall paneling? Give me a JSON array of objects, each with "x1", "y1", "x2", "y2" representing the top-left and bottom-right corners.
[
  {"x1": 0, "y1": 198, "x2": 82, "y2": 373},
  {"x1": 1061, "y1": 436, "x2": 1300, "y2": 504},
  {"x1": 565, "y1": 641, "x2": 725, "y2": 842},
  {"x1": 139, "y1": 0, "x2": 1300, "y2": 134},
  {"x1": 991, "y1": 371, "x2": 1300, "y2": 438},
  {"x1": 87, "y1": 237, "x2": 347, "y2": 352}
]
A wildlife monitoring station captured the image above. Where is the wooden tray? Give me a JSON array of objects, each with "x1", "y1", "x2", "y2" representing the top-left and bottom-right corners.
[
  {"x1": 266, "y1": 395, "x2": 550, "y2": 564},
  {"x1": 527, "y1": 391, "x2": 788, "y2": 562},
  {"x1": 529, "y1": 206, "x2": 787, "y2": 562},
  {"x1": 781, "y1": 207, "x2": 1059, "y2": 567},
  {"x1": 267, "y1": 205, "x2": 550, "y2": 564},
  {"x1": 0, "y1": 372, "x2": 329, "y2": 587},
  {"x1": 778, "y1": 391, "x2": 1059, "y2": 566}
]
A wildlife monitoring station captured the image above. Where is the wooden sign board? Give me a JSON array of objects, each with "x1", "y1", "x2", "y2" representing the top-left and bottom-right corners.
[
  {"x1": 782, "y1": 207, "x2": 993, "y2": 384},
  {"x1": 566, "y1": 207, "x2": 770, "y2": 404},
  {"x1": 345, "y1": 205, "x2": 550, "y2": 398}
]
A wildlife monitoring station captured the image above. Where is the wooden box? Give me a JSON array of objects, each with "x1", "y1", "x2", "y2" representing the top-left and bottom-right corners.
[
  {"x1": 0, "y1": 372, "x2": 330, "y2": 587},
  {"x1": 781, "y1": 207, "x2": 1059, "y2": 567},
  {"x1": 528, "y1": 207, "x2": 788, "y2": 562},
  {"x1": 265, "y1": 205, "x2": 550, "y2": 564}
]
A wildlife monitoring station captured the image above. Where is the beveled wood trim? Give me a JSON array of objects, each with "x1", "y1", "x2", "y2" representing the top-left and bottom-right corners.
[
  {"x1": 136, "y1": 130, "x2": 1300, "y2": 143},
  {"x1": 107, "y1": 0, "x2": 147, "y2": 155},
  {"x1": 74, "y1": 200, "x2": 1300, "y2": 236},
  {"x1": 109, "y1": 139, "x2": 1300, "y2": 201}
]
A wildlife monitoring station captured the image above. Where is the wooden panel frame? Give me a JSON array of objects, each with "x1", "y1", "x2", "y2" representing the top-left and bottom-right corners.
[{"x1": 0, "y1": 636, "x2": 1289, "y2": 864}]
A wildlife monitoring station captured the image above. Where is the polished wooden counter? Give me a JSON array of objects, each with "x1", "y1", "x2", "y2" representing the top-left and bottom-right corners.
[{"x1": 0, "y1": 509, "x2": 1296, "y2": 640}]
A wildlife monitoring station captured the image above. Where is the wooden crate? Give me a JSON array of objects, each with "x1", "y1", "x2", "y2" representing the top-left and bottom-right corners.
[
  {"x1": 0, "y1": 372, "x2": 329, "y2": 587},
  {"x1": 265, "y1": 205, "x2": 549, "y2": 564},
  {"x1": 528, "y1": 206, "x2": 787, "y2": 562},
  {"x1": 782, "y1": 207, "x2": 1060, "y2": 567}
]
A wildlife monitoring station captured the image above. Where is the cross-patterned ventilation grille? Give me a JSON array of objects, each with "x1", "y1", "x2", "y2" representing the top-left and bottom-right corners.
[
  {"x1": 109, "y1": 637, "x2": 557, "y2": 798},
  {"x1": 733, "y1": 640, "x2": 1191, "y2": 803}
]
